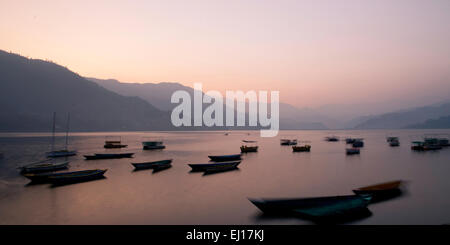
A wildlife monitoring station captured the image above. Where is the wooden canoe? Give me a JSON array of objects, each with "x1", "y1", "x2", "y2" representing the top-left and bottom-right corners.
[
  {"x1": 132, "y1": 159, "x2": 172, "y2": 170},
  {"x1": 208, "y1": 154, "x2": 241, "y2": 162},
  {"x1": 189, "y1": 161, "x2": 241, "y2": 172}
]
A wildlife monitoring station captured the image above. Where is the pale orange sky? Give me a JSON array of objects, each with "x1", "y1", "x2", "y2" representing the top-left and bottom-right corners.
[{"x1": 1, "y1": 0, "x2": 450, "y2": 107}]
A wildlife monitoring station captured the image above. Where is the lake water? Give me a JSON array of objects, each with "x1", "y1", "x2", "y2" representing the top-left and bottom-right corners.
[{"x1": 0, "y1": 130, "x2": 450, "y2": 225}]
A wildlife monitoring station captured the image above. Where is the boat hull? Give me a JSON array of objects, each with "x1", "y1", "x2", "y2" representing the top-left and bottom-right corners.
[
  {"x1": 240, "y1": 146, "x2": 258, "y2": 153},
  {"x1": 208, "y1": 154, "x2": 241, "y2": 162},
  {"x1": 189, "y1": 161, "x2": 241, "y2": 172},
  {"x1": 104, "y1": 144, "x2": 128, "y2": 149},
  {"x1": 46, "y1": 151, "x2": 77, "y2": 158},
  {"x1": 132, "y1": 159, "x2": 173, "y2": 170},
  {"x1": 48, "y1": 169, "x2": 107, "y2": 185},
  {"x1": 249, "y1": 194, "x2": 372, "y2": 221},
  {"x1": 84, "y1": 153, "x2": 134, "y2": 160},
  {"x1": 20, "y1": 161, "x2": 69, "y2": 174}
]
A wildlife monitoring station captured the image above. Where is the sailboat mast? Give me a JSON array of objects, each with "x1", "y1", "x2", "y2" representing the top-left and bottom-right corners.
[
  {"x1": 51, "y1": 112, "x2": 56, "y2": 153},
  {"x1": 65, "y1": 113, "x2": 70, "y2": 151}
]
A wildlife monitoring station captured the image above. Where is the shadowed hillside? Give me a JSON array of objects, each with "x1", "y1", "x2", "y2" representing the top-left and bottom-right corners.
[{"x1": 0, "y1": 50, "x2": 170, "y2": 132}]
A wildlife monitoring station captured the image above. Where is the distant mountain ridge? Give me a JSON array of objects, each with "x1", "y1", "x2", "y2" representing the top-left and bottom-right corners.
[
  {"x1": 88, "y1": 77, "x2": 329, "y2": 130},
  {"x1": 354, "y1": 102, "x2": 450, "y2": 129},
  {"x1": 0, "y1": 50, "x2": 170, "y2": 131},
  {"x1": 406, "y1": 115, "x2": 450, "y2": 129}
]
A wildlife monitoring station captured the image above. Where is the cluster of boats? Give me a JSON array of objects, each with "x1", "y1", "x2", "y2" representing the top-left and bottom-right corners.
[
  {"x1": 411, "y1": 137, "x2": 449, "y2": 151},
  {"x1": 250, "y1": 180, "x2": 404, "y2": 223}
]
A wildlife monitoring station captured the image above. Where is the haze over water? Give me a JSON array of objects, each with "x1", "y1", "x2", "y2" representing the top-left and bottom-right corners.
[{"x1": 1, "y1": 130, "x2": 450, "y2": 225}]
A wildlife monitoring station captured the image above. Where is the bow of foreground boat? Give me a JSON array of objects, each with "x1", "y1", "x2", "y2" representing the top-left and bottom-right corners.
[{"x1": 353, "y1": 180, "x2": 406, "y2": 202}]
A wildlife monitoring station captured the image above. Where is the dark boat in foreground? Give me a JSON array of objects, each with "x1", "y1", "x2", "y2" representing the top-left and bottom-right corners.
[
  {"x1": 189, "y1": 161, "x2": 241, "y2": 172},
  {"x1": 131, "y1": 159, "x2": 173, "y2": 170},
  {"x1": 20, "y1": 161, "x2": 69, "y2": 174},
  {"x1": 47, "y1": 169, "x2": 107, "y2": 185},
  {"x1": 208, "y1": 154, "x2": 241, "y2": 162},
  {"x1": 249, "y1": 194, "x2": 372, "y2": 222},
  {"x1": 84, "y1": 153, "x2": 134, "y2": 160}
]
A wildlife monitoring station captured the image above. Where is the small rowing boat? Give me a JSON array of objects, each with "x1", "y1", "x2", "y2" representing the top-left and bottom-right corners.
[
  {"x1": 131, "y1": 159, "x2": 173, "y2": 170},
  {"x1": 208, "y1": 154, "x2": 241, "y2": 162},
  {"x1": 280, "y1": 139, "x2": 297, "y2": 145},
  {"x1": 346, "y1": 148, "x2": 360, "y2": 155},
  {"x1": 47, "y1": 169, "x2": 107, "y2": 185},
  {"x1": 24, "y1": 169, "x2": 106, "y2": 184},
  {"x1": 20, "y1": 161, "x2": 69, "y2": 174},
  {"x1": 292, "y1": 145, "x2": 311, "y2": 152},
  {"x1": 84, "y1": 153, "x2": 134, "y2": 160},
  {"x1": 188, "y1": 161, "x2": 241, "y2": 172}
]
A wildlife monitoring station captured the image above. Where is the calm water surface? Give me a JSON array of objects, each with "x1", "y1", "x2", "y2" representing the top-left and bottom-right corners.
[{"x1": 1, "y1": 130, "x2": 450, "y2": 224}]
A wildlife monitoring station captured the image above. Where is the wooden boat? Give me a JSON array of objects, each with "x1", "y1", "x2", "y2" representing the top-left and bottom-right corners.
[
  {"x1": 188, "y1": 161, "x2": 241, "y2": 172},
  {"x1": 152, "y1": 164, "x2": 172, "y2": 173},
  {"x1": 292, "y1": 145, "x2": 311, "y2": 152},
  {"x1": 353, "y1": 180, "x2": 404, "y2": 202},
  {"x1": 411, "y1": 141, "x2": 442, "y2": 151},
  {"x1": 389, "y1": 139, "x2": 400, "y2": 147},
  {"x1": 84, "y1": 153, "x2": 134, "y2": 160},
  {"x1": 240, "y1": 146, "x2": 258, "y2": 153},
  {"x1": 20, "y1": 161, "x2": 69, "y2": 174},
  {"x1": 346, "y1": 148, "x2": 360, "y2": 155},
  {"x1": 142, "y1": 141, "x2": 165, "y2": 150},
  {"x1": 280, "y1": 139, "x2": 297, "y2": 145},
  {"x1": 47, "y1": 169, "x2": 107, "y2": 185},
  {"x1": 325, "y1": 136, "x2": 339, "y2": 142},
  {"x1": 104, "y1": 136, "x2": 127, "y2": 148},
  {"x1": 46, "y1": 112, "x2": 77, "y2": 158},
  {"x1": 345, "y1": 138, "x2": 356, "y2": 144},
  {"x1": 352, "y1": 139, "x2": 364, "y2": 148},
  {"x1": 204, "y1": 164, "x2": 240, "y2": 175},
  {"x1": 249, "y1": 194, "x2": 372, "y2": 218},
  {"x1": 131, "y1": 159, "x2": 173, "y2": 170},
  {"x1": 386, "y1": 136, "x2": 399, "y2": 143},
  {"x1": 353, "y1": 180, "x2": 403, "y2": 195},
  {"x1": 208, "y1": 154, "x2": 241, "y2": 162}
]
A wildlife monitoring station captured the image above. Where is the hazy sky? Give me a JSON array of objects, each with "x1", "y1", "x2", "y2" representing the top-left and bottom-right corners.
[{"x1": 1, "y1": 0, "x2": 450, "y2": 108}]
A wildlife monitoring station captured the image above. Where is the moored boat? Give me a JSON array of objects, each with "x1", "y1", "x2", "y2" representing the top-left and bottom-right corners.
[
  {"x1": 345, "y1": 138, "x2": 356, "y2": 144},
  {"x1": 47, "y1": 169, "x2": 107, "y2": 185},
  {"x1": 20, "y1": 161, "x2": 69, "y2": 174},
  {"x1": 104, "y1": 137, "x2": 128, "y2": 148},
  {"x1": 389, "y1": 139, "x2": 400, "y2": 147},
  {"x1": 84, "y1": 153, "x2": 134, "y2": 160},
  {"x1": 346, "y1": 148, "x2": 360, "y2": 155},
  {"x1": 240, "y1": 140, "x2": 258, "y2": 153},
  {"x1": 352, "y1": 139, "x2": 364, "y2": 148},
  {"x1": 292, "y1": 145, "x2": 311, "y2": 152},
  {"x1": 188, "y1": 161, "x2": 241, "y2": 172},
  {"x1": 249, "y1": 194, "x2": 372, "y2": 219},
  {"x1": 46, "y1": 112, "x2": 77, "y2": 158},
  {"x1": 280, "y1": 139, "x2": 297, "y2": 145},
  {"x1": 325, "y1": 136, "x2": 339, "y2": 142},
  {"x1": 240, "y1": 145, "x2": 258, "y2": 153},
  {"x1": 208, "y1": 154, "x2": 241, "y2": 162},
  {"x1": 131, "y1": 159, "x2": 173, "y2": 170},
  {"x1": 142, "y1": 141, "x2": 165, "y2": 150}
]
